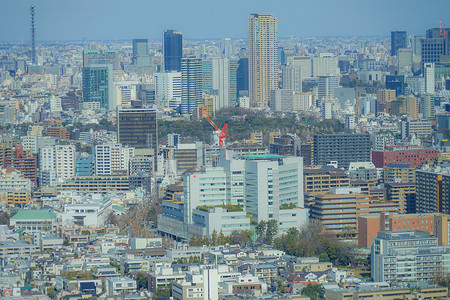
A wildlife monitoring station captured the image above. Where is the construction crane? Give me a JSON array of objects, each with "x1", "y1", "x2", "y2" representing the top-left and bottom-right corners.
[{"x1": 197, "y1": 106, "x2": 229, "y2": 146}]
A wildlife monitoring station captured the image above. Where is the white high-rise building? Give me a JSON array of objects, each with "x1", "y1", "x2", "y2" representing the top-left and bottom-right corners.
[
  {"x1": 39, "y1": 145, "x2": 75, "y2": 186},
  {"x1": 287, "y1": 56, "x2": 312, "y2": 79},
  {"x1": 312, "y1": 53, "x2": 340, "y2": 77},
  {"x1": 210, "y1": 58, "x2": 239, "y2": 110},
  {"x1": 282, "y1": 64, "x2": 302, "y2": 93},
  {"x1": 49, "y1": 95, "x2": 62, "y2": 113},
  {"x1": 154, "y1": 72, "x2": 182, "y2": 109},
  {"x1": 245, "y1": 157, "x2": 307, "y2": 232},
  {"x1": 424, "y1": 63, "x2": 435, "y2": 94},
  {"x1": 183, "y1": 167, "x2": 227, "y2": 224},
  {"x1": 55, "y1": 145, "x2": 76, "y2": 180},
  {"x1": 293, "y1": 93, "x2": 314, "y2": 111},
  {"x1": 95, "y1": 144, "x2": 134, "y2": 176},
  {"x1": 221, "y1": 38, "x2": 233, "y2": 58},
  {"x1": 113, "y1": 83, "x2": 136, "y2": 108}
]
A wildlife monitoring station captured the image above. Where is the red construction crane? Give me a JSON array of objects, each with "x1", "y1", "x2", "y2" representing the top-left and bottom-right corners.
[{"x1": 197, "y1": 106, "x2": 229, "y2": 146}]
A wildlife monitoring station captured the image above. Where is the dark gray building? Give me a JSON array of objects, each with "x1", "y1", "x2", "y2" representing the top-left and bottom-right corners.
[
  {"x1": 313, "y1": 134, "x2": 371, "y2": 169},
  {"x1": 391, "y1": 31, "x2": 407, "y2": 56},
  {"x1": 163, "y1": 30, "x2": 183, "y2": 72},
  {"x1": 117, "y1": 108, "x2": 158, "y2": 150}
]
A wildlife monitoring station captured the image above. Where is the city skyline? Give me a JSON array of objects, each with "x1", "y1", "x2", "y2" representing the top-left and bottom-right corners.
[{"x1": 1, "y1": 0, "x2": 450, "y2": 41}]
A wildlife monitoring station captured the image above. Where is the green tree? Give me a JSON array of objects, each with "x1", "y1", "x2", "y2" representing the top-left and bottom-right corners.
[
  {"x1": 136, "y1": 272, "x2": 148, "y2": 290},
  {"x1": 211, "y1": 230, "x2": 218, "y2": 246},
  {"x1": 319, "y1": 252, "x2": 330, "y2": 262},
  {"x1": 264, "y1": 219, "x2": 278, "y2": 245},
  {"x1": 154, "y1": 283, "x2": 171, "y2": 298},
  {"x1": 47, "y1": 287, "x2": 56, "y2": 299},
  {"x1": 255, "y1": 220, "x2": 267, "y2": 242},
  {"x1": 302, "y1": 283, "x2": 324, "y2": 299}
]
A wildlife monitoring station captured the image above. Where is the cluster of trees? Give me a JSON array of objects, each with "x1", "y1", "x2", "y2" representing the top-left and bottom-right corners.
[
  {"x1": 189, "y1": 229, "x2": 254, "y2": 246},
  {"x1": 255, "y1": 219, "x2": 278, "y2": 245},
  {"x1": 0, "y1": 212, "x2": 10, "y2": 225},
  {"x1": 302, "y1": 283, "x2": 324, "y2": 299},
  {"x1": 158, "y1": 108, "x2": 345, "y2": 144},
  {"x1": 273, "y1": 221, "x2": 355, "y2": 267}
]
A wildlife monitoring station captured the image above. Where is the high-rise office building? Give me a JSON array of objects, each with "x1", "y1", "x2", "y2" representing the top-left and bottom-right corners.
[
  {"x1": 424, "y1": 63, "x2": 435, "y2": 94},
  {"x1": 82, "y1": 65, "x2": 113, "y2": 111},
  {"x1": 317, "y1": 76, "x2": 339, "y2": 104},
  {"x1": 313, "y1": 134, "x2": 371, "y2": 169},
  {"x1": 203, "y1": 57, "x2": 239, "y2": 110},
  {"x1": 221, "y1": 38, "x2": 233, "y2": 58},
  {"x1": 154, "y1": 72, "x2": 182, "y2": 109},
  {"x1": 269, "y1": 89, "x2": 293, "y2": 112},
  {"x1": 248, "y1": 13, "x2": 278, "y2": 108},
  {"x1": 117, "y1": 108, "x2": 158, "y2": 150},
  {"x1": 132, "y1": 39, "x2": 152, "y2": 66},
  {"x1": 391, "y1": 31, "x2": 407, "y2": 56},
  {"x1": 83, "y1": 50, "x2": 120, "y2": 70},
  {"x1": 287, "y1": 56, "x2": 312, "y2": 79},
  {"x1": 181, "y1": 58, "x2": 202, "y2": 115},
  {"x1": 312, "y1": 54, "x2": 339, "y2": 77},
  {"x1": 163, "y1": 30, "x2": 182, "y2": 72},
  {"x1": 236, "y1": 58, "x2": 249, "y2": 97},
  {"x1": 385, "y1": 75, "x2": 405, "y2": 96}
]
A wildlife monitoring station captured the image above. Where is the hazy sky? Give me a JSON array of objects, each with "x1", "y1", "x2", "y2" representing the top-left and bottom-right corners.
[{"x1": 1, "y1": 0, "x2": 449, "y2": 41}]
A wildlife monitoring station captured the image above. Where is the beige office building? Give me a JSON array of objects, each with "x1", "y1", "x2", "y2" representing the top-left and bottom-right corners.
[{"x1": 248, "y1": 13, "x2": 277, "y2": 108}]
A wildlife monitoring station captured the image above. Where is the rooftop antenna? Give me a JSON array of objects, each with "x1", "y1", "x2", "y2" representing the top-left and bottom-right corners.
[
  {"x1": 30, "y1": 5, "x2": 36, "y2": 65},
  {"x1": 440, "y1": 17, "x2": 443, "y2": 38}
]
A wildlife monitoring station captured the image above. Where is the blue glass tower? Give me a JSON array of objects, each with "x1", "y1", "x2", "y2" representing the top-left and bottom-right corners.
[
  {"x1": 82, "y1": 65, "x2": 113, "y2": 111},
  {"x1": 163, "y1": 30, "x2": 182, "y2": 72}
]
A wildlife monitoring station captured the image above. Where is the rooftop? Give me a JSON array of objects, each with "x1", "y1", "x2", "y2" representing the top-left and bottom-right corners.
[{"x1": 11, "y1": 209, "x2": 57, "y2": 220}]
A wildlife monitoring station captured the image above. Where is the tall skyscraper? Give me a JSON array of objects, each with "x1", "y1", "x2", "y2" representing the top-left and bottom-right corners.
[
  {"x1": 391, "y1": 31, "x2": 407, "y2": 56},
  {"x1": 248, "y1": 13, "x2": 278, "y2": 108},
  {"x1": 117, "y1": 108, "x2": 158, "y2": 150},
  {"x1": 202, "y1": 57, "x2": 239, "y2": 110},
  {"x1": 421, "y1": 27, "x2": 450, "y2": 63},
  {"x1": 82, "y1": 65, "x2": 113, "y2": 111},
  {"x1": 132, "y1": 39, "x2": 152, "y2": 66},
  {"x1": 163, "y1": 30, "x2": 183, "y2": 72},
  {"x1": 236, "y1": 58, "x2": 249, "y2": 97},
  {"x1": 424, "y1": 63, "x2": 435, "y2": 94},
  {"x1": 181, "y1": 58, "x2": 202, "y2": 115},
  {"x1": 317, "y1": 76, "x2": 339, "y2": 104}
]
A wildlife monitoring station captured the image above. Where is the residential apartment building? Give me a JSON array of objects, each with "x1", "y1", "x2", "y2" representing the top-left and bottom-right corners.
[
  {"x1": 310, "y1": 187, "x2": 398, "y2": 235},
  {"x1": 372, "y1": 146, "x2": 438, "y2": 168},
  {"x1": 383, "y1": 164, "x2": 416, "y2": 183},
  {"x1": 416, "y1": 164, "x2": 450, "y2": 214},
  {"x1": 313, "y1": 134, "x2": 371, "y2": 169},
  {"x1": 303, "y1": 168, "x2": 350, "y2": 194},
  {"x1": 358, "y1": 212, "x2": 450, "y2": 249},
  {"x1": 372, "y1": 231, "x2": 450, "y2": 283}
]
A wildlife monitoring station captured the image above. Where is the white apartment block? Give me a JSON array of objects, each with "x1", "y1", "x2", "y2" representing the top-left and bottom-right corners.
[
  {"x1": 39, "y1": 145, "x2": 75, "y2": 186},
  {"x1": 95, "y1": 144, "x2": 134, "y2": 176}
]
